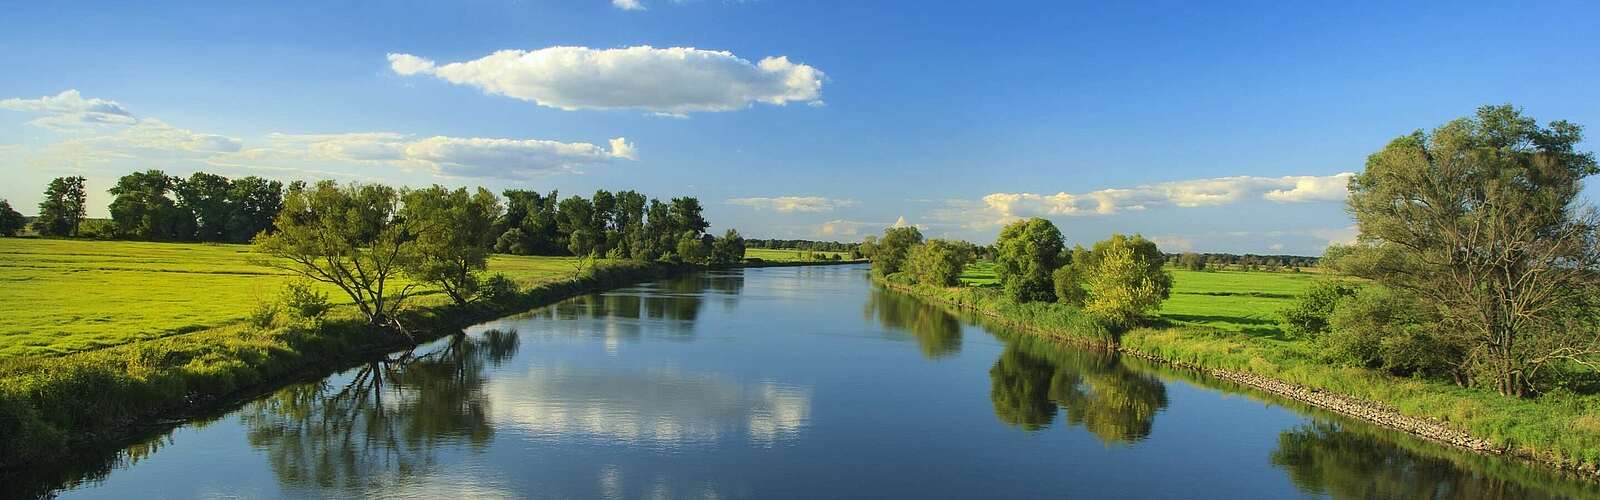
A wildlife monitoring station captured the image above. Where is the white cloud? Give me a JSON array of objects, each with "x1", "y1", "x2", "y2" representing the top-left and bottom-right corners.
[
  {"x1": 977, "y1": 173, "x2": 1354, "y2": 225},
  {"x1": 611, "y1": 0, "x2": 646, "y2": 10},
  {"x1": 727, "y1": 196, "x2": 855, "y2": 213},
  {"x1": 817, "y1": 219, "x2": 892, "y2": 238},
  {"x1": 0, "y1": 90, "x2": 137, "y2": 131},
  {"x1": 388, "y1": 46, "x2": 826, "y2": 114},
  {"x1": 36, "y1": 119, "x2": 242, "y2": 168},
  {"x1": 216, "y1": 132, "x2": 634, "y2": 179}
]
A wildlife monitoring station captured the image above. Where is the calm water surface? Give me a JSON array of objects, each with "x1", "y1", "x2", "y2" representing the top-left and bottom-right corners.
[{"x1": 22, "y1": 265, "x2": 1599, "y2": 499}]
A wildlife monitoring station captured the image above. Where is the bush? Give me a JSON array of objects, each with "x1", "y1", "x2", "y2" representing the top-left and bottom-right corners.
[
  {"x1": 1277, "y1": 280, "x2": 1359, "y2": 338},
  {"x1": 1325, "y1": 285, "x2": 1457, "y2": 378},
  {"x1": 905, "y1": 239, "x2": 975, "y2": 286},
  {"x1": 479, "y1": 273, "x2": 520, "y2": 304},
  {"x1": 1052, "y1": 263, "x2": 1088, "y2": 306},
  {"x1": 248, "y1": 300, "x2": 280, "y2": 328},
  {"x1": 872, "y1": 226, "x2": 924, "y2": 276},
  {"x1": 1080, "y1": 234, "x2": 1171, "y2": 327},
  {"x1": 280, "y1": 280, "x2": 332, "y2": 321}
]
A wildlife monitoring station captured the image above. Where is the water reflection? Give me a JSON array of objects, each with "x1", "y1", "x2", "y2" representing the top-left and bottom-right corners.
[
  {"x1": 517, "y1": 271, "x2": 746, "y2": 344},
  {"x1": 865, "y1": 288, "x2": 963, "y2": 358},
  {"x1": 488, "y1": 367, "x2": 812, "y2": 449},
  {"x1": 988, "y1": 335, "x2": 1169, "y2": 445},
  {"x1": 239, "y1": 330, "x2": 515, "y2": 493},
  {"x1": 1272, "y1": 421, "x2": 1595, "y2": 499}
]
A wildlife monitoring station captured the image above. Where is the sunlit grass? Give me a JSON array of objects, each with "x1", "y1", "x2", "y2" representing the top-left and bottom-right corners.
[{"x1": 0, "y1": 238, "x2": 597, "y2": 358}]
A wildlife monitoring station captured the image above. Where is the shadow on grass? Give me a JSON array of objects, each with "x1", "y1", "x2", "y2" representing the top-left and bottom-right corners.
[
  {"x1": 1156, "y1": 313, "x2": 1286, "y2": 339},
  {"x1": 1176, "y1": 291, "x2": 1298, "y2": 299}
]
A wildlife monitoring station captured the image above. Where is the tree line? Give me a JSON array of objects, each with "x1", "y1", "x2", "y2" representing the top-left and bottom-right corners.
[
  {"x1": 744, "y1": 238, "x2": 862, "y2": 254},
  {"x1": 1169, "y1": 252, "x2": 1316, "y2": 272}
]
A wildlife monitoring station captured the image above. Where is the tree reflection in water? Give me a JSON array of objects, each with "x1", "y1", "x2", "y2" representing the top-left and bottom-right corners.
[
  {"x1": 865, "y1": 288, "x2": 963, "y2": 358},
  {"x1": 1271, "y1": 421, "x2": 1594, "y2": 500},
  {"x1": 240, "y1": 329, "x2": 517, "y2": 493},
  {"x1": 988, "y1": 335, "x2": 1168, "y2": 445}
]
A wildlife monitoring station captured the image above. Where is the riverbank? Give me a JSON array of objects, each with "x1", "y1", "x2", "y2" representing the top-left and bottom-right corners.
[
  {"x1": 0, "y1": 260, "x2": 691, "y2": 470},
  {"x1": 876, "y1": 277, "x2": 1600, "y2": 479}
]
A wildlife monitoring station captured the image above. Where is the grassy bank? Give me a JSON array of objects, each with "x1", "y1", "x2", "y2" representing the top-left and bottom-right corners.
[
  {"x1": 0, "y1": 238, "x2": 689, "y2": 469},
  {"x1": 884, "y1": 267, "x2": 1600, "y2": 477}
]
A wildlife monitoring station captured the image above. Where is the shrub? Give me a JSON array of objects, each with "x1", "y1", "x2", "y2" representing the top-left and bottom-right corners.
[
  {"x1": 478, "y1": 273, "x2": 521, "y2": 304},
  {"x1": 280, "y1": 280, "x2": 333, "y2": 321},
  {"x1": 1052, "y1": 263, "x2": 1088, "y2": 306},
  {"x1": 1325, "y1": 285, "x2": 1458, "y2": 378},
  {"x1": 905, "y1": 239, "x2": 975, "y2": 287},
  {"x1": 248, "y1": 300, "x2": 280, "y2": 328},
  {"x1": 1080, "y1": 235, "x2": 1171, "y2": 327},
  {"x1": 1277, "y1": 280, "x2": 1359, "y2": 338},
  {"x1": 872, "y1": 226, "x2": 924, "y2": 276}
]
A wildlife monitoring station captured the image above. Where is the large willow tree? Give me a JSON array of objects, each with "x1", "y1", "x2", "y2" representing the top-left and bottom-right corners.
[{"x1": 1347, "y1": 105, "x2": 1600, "y2": 396}]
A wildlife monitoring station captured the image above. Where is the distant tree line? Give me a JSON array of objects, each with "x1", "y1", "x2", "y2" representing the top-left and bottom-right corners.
[
  {"x1": 744, "y1": 238, "x2": 861, "y2": 254},
  {"x1": 1168, "y1": 252, "x2": 1317, "y2": 272}
]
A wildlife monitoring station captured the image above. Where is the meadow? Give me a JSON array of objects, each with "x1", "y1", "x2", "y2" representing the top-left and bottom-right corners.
[
  {"x1": 0, "y1": 238, "x2": 594, "y2": 358},
  {"x1": 745, "y1": 247, "x2": 850, "y2": 262}
]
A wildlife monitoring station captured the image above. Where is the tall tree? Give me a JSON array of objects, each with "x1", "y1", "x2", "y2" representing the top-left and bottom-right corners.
[
  {"x1": 994, "y1": 217, "x2": 1065, "y2": 302},
  {"x1": 613, "y1": 190, "x2": 648, "y2": 259},
  {"x1": 0, "y1": 199, "x2": 25, "y2": 236},
  {"x1": 225, "y1": 176, "x2": 284, "y2": 242},
  {"x1": 643, "y1": 198, "x2": 673, "y2": 258},
  {"x1": 34, "y1": 176, "x2": 87, "y2": 237},
  {"x1": 710, "y1": 228, "x2": 747, "y2": 265},
  {"x1": 1346, "y1": 105, "x2": 1600, "y2": 396},
  {"x1": 556, "y1": 195, "x2": 597, "y2": 257},
  {"x1": 175, "y1": 172, "x2": 234, "y2": 242},
  {"x1": 591, "y1": 190, "x2": 617, "y2": 257},
  {"x1": 872, "y1": 226, "x2": 924, "y2": 276},
  {"x1": 253, "y1": 181, "x2": 417, "y2": 327},
  {"x1": 108, "y1": 170, "x2": 192, "y2": 240},
  {"x1": 401, "y1": 186, "x2": 503, "y2": 306}
]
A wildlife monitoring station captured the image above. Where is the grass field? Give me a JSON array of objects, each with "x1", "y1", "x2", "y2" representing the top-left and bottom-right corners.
[
  {"x1": 957, "y1": 263, "x2": 1322, "y2": 335},
  {"x1": 745, "y1": 247, "x2": 850, "y2": 262},
  {"x1": 0, "y1": 238, "x2": 595, "y2": 358}
]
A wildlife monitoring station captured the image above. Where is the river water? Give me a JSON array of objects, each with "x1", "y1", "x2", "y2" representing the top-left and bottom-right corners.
[{"x1": 22, "y1": 265, "x2": 1599, "y2": 498}]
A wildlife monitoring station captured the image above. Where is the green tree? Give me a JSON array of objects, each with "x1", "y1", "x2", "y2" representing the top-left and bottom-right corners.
[
  {"x1": 0, "y1": 199, "x2": 24, "y2": 236},
  {"x1": 225, "y1": 176, "x2": 284, "y2": 242},
  {"x1": 710, "y1": 228, "x2": 747, "y2": 265},
  {"x1": 643, "y1": 198, "x2": 673, "y2": 259},
  {"x1": 1177, "y1": 252, "x2": 1206, "y2": 271},
  {"x1": 613, "y1": 190, "x2": 648, "y2": 259},
  {"x1": 1080, "y1": 234, "x2": 1172, "y2": 327},
  {"x1": 34, "y1": 176, "x2": 87, "y2": 237},
  {"x1": 401, "y1": 186, "x2": 503, "y2": 306},
  {"x1": 174, "y1": 172, "x2": 234, "y2": 242},
  {"x1": 253, "y1": 181, "x2": 417, "y2": 327},
  {"x1": 108, "y1": 169, "x2": 193, "y2": 240},
  {"x1": 591, "y1": 190, "x2": 617, "y2": 256},
  {"x1": 557, "y1": 195, "x2": 598, "y2": 257},
  {"x1": 676, "y1": 230, "x2": 711, "y2": 264},
  {"x1": 871, "y1": 226, "x2": 924, "y2": 276},
  {"x1": 1346, "y1": 105, "x2": 1600, "y2": 396},
  {"x1": 905, "y1": 239, "x2": 975, "y2": 286},
  {"x1": 994, "y1": 218, "x2": 1065, "y2": 302},
  {"x1": 1277, "y1": 280, "x2": 1359, "y2": 338}
]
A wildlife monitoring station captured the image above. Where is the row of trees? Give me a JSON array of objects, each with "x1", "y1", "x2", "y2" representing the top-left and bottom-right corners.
[
  {"x1": 1170, "y1": 252, "x2": 1316, "y2": 271},
  {"x1": 1278, "y1": 105, "x2": 1600, "y2": 397},
  {"x1": 745, "y1": 238, "x2": 861, "y2": 254},
  {"x1": 253, "y1": 181, "x2": 748, "y2": 328},
  {"x1": 491, "y1": 189, "x2": 726, "y2": 262}
]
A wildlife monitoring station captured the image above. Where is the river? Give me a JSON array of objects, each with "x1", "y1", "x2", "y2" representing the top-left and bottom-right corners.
[{"x1": 21, "y1": 265, "x2": 1598, "y2": 499}]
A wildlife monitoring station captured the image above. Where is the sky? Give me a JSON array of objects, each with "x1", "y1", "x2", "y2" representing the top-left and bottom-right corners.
[{"x1": 2, "y1": 1, "x2": 1598, "y2": 255}]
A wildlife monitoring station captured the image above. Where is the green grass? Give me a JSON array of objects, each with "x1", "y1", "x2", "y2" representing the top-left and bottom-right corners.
[
  {"x1": 0, "y1": 238, "x2": 600, "y2": 358},
  {"x1": 745, "y1": 247, "x2": 849, "y2": 262},
  {"x1": 0, "y1": 238, "x2": 681, "y2": 469},
  {"x1": 930, "y1": 261, "x2": 1600, "y2": 474}
]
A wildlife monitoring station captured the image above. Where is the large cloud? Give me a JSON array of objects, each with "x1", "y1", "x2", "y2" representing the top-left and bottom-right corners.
[
  {"x1": 980, "y1": 173, "x2": 1354, "y2": 222},
  {"x1": 728, "y1": 196, "x2": 855, "y2": 213},
  {"x1": 0, "y1": 90, "x2": 137, "y2": 131},
  {"x1": 388, "y1": 46, "x2": 825, "y2": 114},
  {"x1": 218, "y1": 132, "x2": 635, "y2": 179}
]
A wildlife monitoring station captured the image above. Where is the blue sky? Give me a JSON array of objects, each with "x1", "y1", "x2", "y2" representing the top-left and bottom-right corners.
[{"x1": 3, "y1": 1, "x2": 1598, "y2": 255}]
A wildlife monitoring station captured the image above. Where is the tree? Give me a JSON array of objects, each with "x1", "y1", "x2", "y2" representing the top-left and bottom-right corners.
[
  {"x1": 34, "y1": 176, "x2": 87, "y2": 237},
  {"x1": 175, "y1": 172, "x2": 233, "y2": 242},
  {"x1": 872, "y1": 226, "x2": 923, "y2": 276},
  {"x1": 253, "y1": 181, "x2": 417, "y2": 328},
  {"x1": 676, "y1": 230, "x2": 711, "y2": 264},
  {"x1": 1080, "y1": 234, "x2": 1172, "y2": 327},
  {"x1": 994, "y1": 218, "x2": 1065, "y2": 302},
  {"x1": 0, "y1": 199, "x2": 24, "y2": 236},
  {"x1": 225, "y1": 176, "x2": 284, "y2": 242},
  {"x1": 710, "y1": 228, "x2": 746, "y2": 266},
  {"x1": 1277, "y1": 280, "x2": 1359, "y2": 338},
  {"x1": 1346, "y1": 105, "x2": 1600, "y2": 396},
  {"x1": 906, "y1": 239, "x2": 975, "y2": 286},
  {"x1": 643, "y1": 198, "x2": 673, "y2": 258},
  {"x1": 613, "y1": 190, "x2": 648, "y2": 259},
  {"x1": 401, "y1": 186, "x2": 503, "y2": 306},
  {"x1": 591, "y1": 190, "x2": 617, "y2": 257},
  {"x1": 859, "y1": 235, "x2": 878, "y2": 260},
  {"x1": 556, "y1": 195, "x2": 597, "y2": 257},
  {"x1": 1177, "y1": 252, "x2": 1207, "y2": 271},
  {"x1": 108, "y1": 170, "x2": 192, "y2": 240}
]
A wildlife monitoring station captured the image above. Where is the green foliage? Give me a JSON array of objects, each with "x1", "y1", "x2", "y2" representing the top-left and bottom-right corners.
[
  {"x1": 1051, "y1": 261, "x2": 1088, "y2": 306},
  {"x1": 280, "y1": 280, "x2": 332, "y2": 321},
  {"x1": 252, "y1": 181, "x2": 416, "y2": 326},
  {"x1": 871, "y1": 226, "x2": 924, "y2": 276},
  {"x1": 1277, "y1": 280, "x2": 1359, "y2": 338},
  {"x1": 1325, "y1": 285, "x2": 1459, "y2": 378},
  {"x1": 248, "y1": 300, "x2": 280, "y2": 329},
  {"x1": 108, "y1": 170, "x2": 193, "y2": 241},
  {"x1": 1348, "y1": 104, "x2": 1600, "y2": 396},
  {"x1": 401, "y1": 186, "x2": 503, "y2": 305},
  {"x1": 34, "y1": 176, "x2": 88, "y2": 237},
  {"x1": 905, "y1": 239, "x2": 974, "y2": 286},
  {"x1": 478, "y1": 273, "x2": 520, "y2": 304},
  {"x1": 1177, "y1": 252, "x2": 1206, "y2": 271},
  {"x1": 709, "y1": 228, "x2": 746, "y2": 265},
  {"x1": 994, "y1": 218, "x2": 1065, "y2": 303},
  {"x1": 1078, "y1": 234, "x2": 1171, "y2": 327},
  {"x1": 0, "y1": 199, "x2": 24, "y2": 236},
  {"x1": 676, "y1": 231, "x2": 712, "y2": 264}
]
